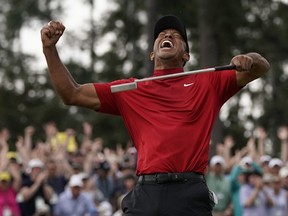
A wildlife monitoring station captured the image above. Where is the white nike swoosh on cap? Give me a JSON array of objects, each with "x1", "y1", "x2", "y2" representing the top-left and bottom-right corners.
[{"x1": 183, "y1": 83, "x2": 194, "y2": 87}]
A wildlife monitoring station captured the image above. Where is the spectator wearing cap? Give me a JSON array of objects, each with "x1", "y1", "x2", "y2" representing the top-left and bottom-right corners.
[
  {"x1": 46, "y1": 158, "x2": 69, "y2": 196},
  {"x1": 269, "y1": 158, "x2": 283, "y2": 176},
  {"x1": 259, "y1": 155, "x2": 271, "y2": 174},
  {"x1": 93, "y1": 160, "x2": 116, "y2": 201},
  {"x1": 78, "y1": 171, "x2": 113, "y2": 216},
  {"x1": 266, "y1": 175, "x2": 288, "y2": 216},
  {"x1": 54, "y1": 174, "x2": 98, "y2": 216},
  {"x1": 230, "y1": 156, "x2": 262, "y2": 216},
  {"x1": 0, "y1": 171, "x2": 21, "y2": 216},
  {"x1": 279, "y1": 166, "x2": 288, "y2": 191},
  {"x1": 18, "y1": 158, "x2": 55, "y2": 216},
  {"x1": 239, "y1": 168, "x2": 274, "y2": 216},
  {"x1": 206, "y1": 155, "x2": 233, "y2": 216}
]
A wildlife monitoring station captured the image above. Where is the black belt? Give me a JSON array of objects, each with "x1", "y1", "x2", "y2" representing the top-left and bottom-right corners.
[{"x1": 138, "y1": 172, "x2": 204, "y2": 184}]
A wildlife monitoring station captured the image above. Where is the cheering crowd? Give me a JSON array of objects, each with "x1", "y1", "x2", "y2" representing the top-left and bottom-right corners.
[
  {"x1": 1, "y1": 123, "x2": 288, "y2": 216},
  {"x1": 0, "y1": 122, "x2": 137, "y2": 216}
]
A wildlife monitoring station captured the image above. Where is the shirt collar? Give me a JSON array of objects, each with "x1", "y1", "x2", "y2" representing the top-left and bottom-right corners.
[{"x1": 153, "y1": 68, "x2": 184, "y2": 76}]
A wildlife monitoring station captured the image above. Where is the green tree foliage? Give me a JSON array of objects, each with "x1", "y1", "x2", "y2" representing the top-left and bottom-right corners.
[
  {"x1": 0, "y1": 0, "x2": 62, "y2": 142},
  {"x1": 1, "y1": 0, "x2": 288, "y2": 152}
]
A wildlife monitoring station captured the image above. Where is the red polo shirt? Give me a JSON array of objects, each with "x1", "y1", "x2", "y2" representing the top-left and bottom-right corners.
[{"x1": 94, "y1": 68, "x2": 241, "y2": 175}]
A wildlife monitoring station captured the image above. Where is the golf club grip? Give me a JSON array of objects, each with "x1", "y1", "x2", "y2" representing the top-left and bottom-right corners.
[{"x1": 214, "y1": 64, "x2": 236, "y2": 71}]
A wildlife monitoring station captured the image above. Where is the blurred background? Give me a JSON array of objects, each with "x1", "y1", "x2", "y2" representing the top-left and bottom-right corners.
[{"x1": 1, "y1": 0, "x2": 288, "y2": 155}]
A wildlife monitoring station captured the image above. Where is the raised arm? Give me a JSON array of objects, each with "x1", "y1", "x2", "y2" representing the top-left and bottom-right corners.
[
  {"x1": 231, "y1": 52, "x2": 270, "y2": 87},
  {"x1": 40, "y1": 21, "x2": 100, "y2": 110}
]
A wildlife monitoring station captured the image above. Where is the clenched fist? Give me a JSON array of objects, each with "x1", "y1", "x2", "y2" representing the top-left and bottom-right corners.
[
  {"x1": 230, "y1": 54, "x2": 254, "y2": 72},
  {"x1": 40, "y1": 21, "x2": 65, "y2": 48}
]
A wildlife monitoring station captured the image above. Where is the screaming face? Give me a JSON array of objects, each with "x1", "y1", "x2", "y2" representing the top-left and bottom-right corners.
[{"x1": 151, "y1": 29, "x2": 189, "y2": 68}]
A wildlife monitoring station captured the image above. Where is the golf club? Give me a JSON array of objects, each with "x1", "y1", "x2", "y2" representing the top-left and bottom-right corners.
[{"x1": 111, "y1": 64, "x2": 236, "y2": 93}]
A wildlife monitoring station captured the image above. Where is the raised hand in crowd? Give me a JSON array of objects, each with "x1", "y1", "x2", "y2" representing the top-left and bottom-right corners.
[
  {"x1": 223, "y1": 135, "x2": 235, "y2": 172},
  {"x1": 277, "y1": 125, "x2": 288, "y2": 163},
  {"x1": 43, "y1": 121, "x2": 58, "y2": 145},
  {"x1": 0, "y1": 129, "x2": 9, "y2": 171},
  {"x1": 24, "y1": 126, "x2": 35, "y2": 151},
  {"x1": 254, "y1": 126, "x2": 273, "y2": 156},
  {"x1": 81, "y1": 121, "x2": 93, "y2": 154}
]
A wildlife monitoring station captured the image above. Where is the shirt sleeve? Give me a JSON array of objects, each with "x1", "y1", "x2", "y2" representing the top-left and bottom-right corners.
[
  {"x1": 93, "y1": 78, "x2": 136, "y2": 115},
  {"x1": 207, "y1": 69, "x2": 243, "y2": 104},
  {"x1": 93, "y1": 83, "x2": 120, "y2": 115}
]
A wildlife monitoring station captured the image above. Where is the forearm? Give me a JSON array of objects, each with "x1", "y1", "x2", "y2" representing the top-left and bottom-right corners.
[
  {"x1": 12, "y1": 175, "x2": 22, "y2": 192},
  {"x1": 21, "y1": 182, "x2": 42, "y2": 201},
  {"x1": 257, "y1": 139, "x2": 265, "y2": 156},
  {"x1": 43, "y1": 46, "x2": 79, "y2": 104},
  {"x1": 244, "y1": 188, "x2": 260, "y2": 207},
  {"x1": 43, "y1": 184, "x2": 54, "y2": 201},
  {"x1": 281, "y1": 141, "x2": 288, "y2": 162},
  {"x1": 263, "y1": 189, "x2": 274, "y2": 206},
  {"x1": 24, "y1": 135, "x2": 32, "y2": 155}
]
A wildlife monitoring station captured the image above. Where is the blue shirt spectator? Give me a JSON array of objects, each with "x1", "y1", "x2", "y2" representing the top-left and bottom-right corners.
[{"x1": 54, "y1": 174, "x2": 98, "y2": 216}]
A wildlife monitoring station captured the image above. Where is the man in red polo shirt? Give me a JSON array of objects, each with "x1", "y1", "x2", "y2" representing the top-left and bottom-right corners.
[{"x1": 41, "y1": 15, "x2": 270, "y2": 216}]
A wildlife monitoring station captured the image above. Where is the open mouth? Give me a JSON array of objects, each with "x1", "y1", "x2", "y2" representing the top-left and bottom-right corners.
[{"x1": 160, "y1": 40, "x2": 173, "y2": 49}]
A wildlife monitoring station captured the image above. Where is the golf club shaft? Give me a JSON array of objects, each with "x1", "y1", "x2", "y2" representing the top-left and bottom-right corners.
[{"x1": 111, "y1": 64, "x2": 236, "y2": 93}]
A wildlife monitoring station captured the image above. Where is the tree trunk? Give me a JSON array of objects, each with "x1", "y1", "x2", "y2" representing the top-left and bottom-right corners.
[
  {"x1": 198, "y1": 0, "x2": 222, "y2": 157},
  {"x1": 144, "y1": 0, "x2": 158, "y2": 76}
]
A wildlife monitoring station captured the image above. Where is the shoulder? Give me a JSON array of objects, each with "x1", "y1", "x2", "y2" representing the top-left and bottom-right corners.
[{"x1": 94, "y1": 78, "x2": 136, "y2": 87}]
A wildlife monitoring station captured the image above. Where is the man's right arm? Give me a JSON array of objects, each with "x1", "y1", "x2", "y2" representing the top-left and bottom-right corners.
[{"x1": 41, "y1": 21, "x2": 100, "y2": 110}]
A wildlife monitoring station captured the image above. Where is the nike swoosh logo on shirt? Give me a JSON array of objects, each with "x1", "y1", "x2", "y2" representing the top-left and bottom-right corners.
[{"x1": 183, "y1": 83, "x2": 194, "y2": 87}]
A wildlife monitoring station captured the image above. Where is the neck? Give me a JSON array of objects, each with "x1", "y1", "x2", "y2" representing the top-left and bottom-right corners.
[
  {"x1": 154, "y1": 59, "x2": 184, "y2": 70},
  {"x1": 153, "y1": 67, "x2": 184, "y2": 76}
]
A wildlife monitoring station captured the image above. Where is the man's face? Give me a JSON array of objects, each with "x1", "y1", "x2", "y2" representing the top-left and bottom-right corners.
[
  {"x1": 71, "y1": 186, "x2": 81, "y2": 198},
  {"x1": 0, "y1": 180, "x2": 10, "y2": 190},
  {"x1": 152, "y1": 29, "x2": 189, "y2": 66}
]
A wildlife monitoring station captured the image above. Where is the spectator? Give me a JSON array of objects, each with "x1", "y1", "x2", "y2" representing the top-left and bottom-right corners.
[
  {"x1": 266, "y1": 175, "x2": 288, "y2": 216},
  {"x1": 0, "y1": 171, "x2": 21, "y2": 216},
  {"x1": 54, "y1": 174, "x2": 98, "y2": 216},
  {"x1": 18, "y1": 158, "x2": 55, "y2": 216},
  {"x1": 239, "y1": 168, "x2": 273, "y2": 216},
  {"x1": 46, "y1": 158, "x2": 69, "y2": 195},
  {"x1": 279, "y1": 166, "x2": 288, "y2": 191},
  {"x1": 79, "y1": 171, "x2": 113, "y2": 216},
  {"x1": 259, "y1": 155, "x2": 271, "y2": 174},
  {"x1": 206, "y1": 155, "x2": 232, "y2": 216},
  {"x1": 93, "y1": 161, "x2": 116, "y2": 201},
  {"x1": 268, "y1": 158, "x2": 283, "y2": 176},
  {"x1": 93, "y1": 190, "x2": 113, "y2": 216},
  {"x1": 230, "y1": 155, "x2": 262, "y2": 216}
]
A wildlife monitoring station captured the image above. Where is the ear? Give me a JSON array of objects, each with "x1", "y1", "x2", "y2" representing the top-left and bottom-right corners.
[
  {"x1": 182, "y1": 53, "x2": 190, "y2": 63},
  {"x1": 150, "y1": 52, "x2": 154, "y2": 61}
]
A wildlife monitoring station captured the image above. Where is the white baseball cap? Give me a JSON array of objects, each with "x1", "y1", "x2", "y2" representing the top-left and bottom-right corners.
[
  {"x1": 210, "y1": 155, "x2": 225, "y2": 166},
  {"x1": 269, "y1": 158, "x2": 283, "y2": 168},
  {"x1": 260, "y1": 155, "x2": 271, "y2": 164},
  {"x1": 28, "y1": 159, "x2": 44, "y2": 169},
  {"x1": 279, "y1": 167, "x2": 288, "y2": 178},
  {"x1": 69, "y1": 175, "x2": 83, "y2": 187},
  {"x1": 240, "y1": 156, "x2": 253, "y2": 168}
]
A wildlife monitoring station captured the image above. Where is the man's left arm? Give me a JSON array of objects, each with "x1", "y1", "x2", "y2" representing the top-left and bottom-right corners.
[{"x1": 231, "y1": 52, "x2": 270, "y2": 87}]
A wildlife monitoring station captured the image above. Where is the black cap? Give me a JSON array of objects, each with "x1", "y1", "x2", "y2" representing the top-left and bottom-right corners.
[{"x1": 154, "y1": 15, "x2": 189, "y2": 53}]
